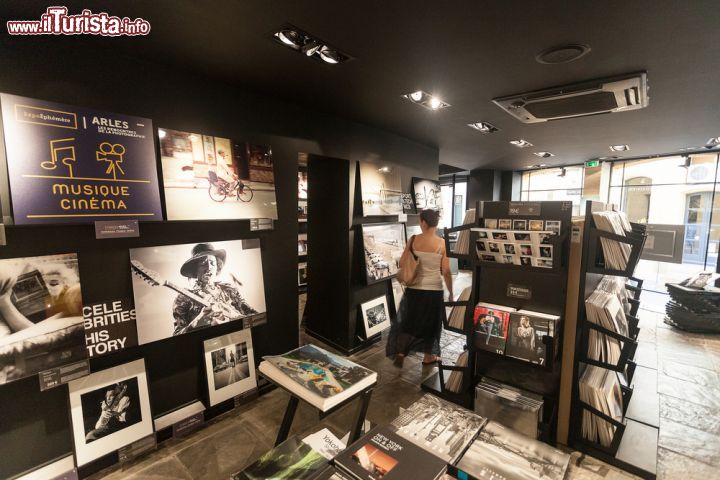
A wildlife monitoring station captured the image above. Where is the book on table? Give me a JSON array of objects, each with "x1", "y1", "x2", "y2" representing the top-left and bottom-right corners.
[
  {"x1": 231, "y1": 435, "x2": 329, "y2": 480},
  {"x1": 258, "y1": 344, "x2": 377, "y2": 411}
]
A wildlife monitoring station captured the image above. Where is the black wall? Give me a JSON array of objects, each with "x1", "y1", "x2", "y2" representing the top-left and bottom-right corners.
[{"x1": 0, "y1": 41, "x2": 438, "y2": 478}]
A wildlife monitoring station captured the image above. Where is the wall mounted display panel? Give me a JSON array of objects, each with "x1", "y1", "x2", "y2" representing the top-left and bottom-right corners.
[
  {"x1": 159, "y1": 127, "x2": 277, "y2": 220},
  {"x1": 0, "y1": 252, "x2": 85, "y2": 385},
  {"x1": 130, "y1": 239, "x2": 267, "y2": 345},
  {"x1": 0, "y1": 93, "x2": 162, "y2": 224}
]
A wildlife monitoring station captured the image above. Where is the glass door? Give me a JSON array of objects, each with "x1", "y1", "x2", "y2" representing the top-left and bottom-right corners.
[{"x1": 683, "y1": 192, "x2": 712, "y2": 265}]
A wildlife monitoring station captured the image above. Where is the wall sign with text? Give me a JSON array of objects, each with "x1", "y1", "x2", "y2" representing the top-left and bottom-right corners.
[{"x1": 0, "y1": 93, "x2": 162, "y2": 224}]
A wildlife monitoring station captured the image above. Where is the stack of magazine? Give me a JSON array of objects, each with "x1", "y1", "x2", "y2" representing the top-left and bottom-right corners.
[
  {"x1": 444, "y1": 350, "x2": 469, "y2": 393},
  {"x1": 258, "y1": 344, "x2": 377, "y2": 411},
  {"x1": 591, "y1": 210, "x2": 633, "y2": 271},
  {"x1": 585, "y1": 277, "x2": 631, "y2": 365},
  {"x1": 579, "y1": 365, "x2": 624, "y2": 447},
  {"x1": 455, "y1": 421, "x2": 570, "y2": 480},
  {"x1": 447, "y1": 286, "x2": 471, "y2": 330},
  {"x1": 474, "y1": 378, "x2": 544, "y2": 439},
  {"x1": 451, "y1": 209, "x2": 476, "y2": 255},
  {"x1": 505, "y1": 310, "x2": 559, "y2": 365}
]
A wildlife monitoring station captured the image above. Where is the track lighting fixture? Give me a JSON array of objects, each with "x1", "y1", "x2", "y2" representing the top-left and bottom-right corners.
[
  {"x1": 401, "y1": 90, "x2": 450, "y2": 110},
  {"x1": 272, "y1": 25, "x2": 351, "y2": 64}
]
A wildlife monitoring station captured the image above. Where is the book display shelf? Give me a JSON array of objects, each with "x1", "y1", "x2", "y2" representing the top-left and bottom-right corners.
[
  {"x1": 567, "y1": 201, "x2": 658, "y2": 479},
  {"x1": 423, "y1": 200, "x2": 572, "y2": 444}
]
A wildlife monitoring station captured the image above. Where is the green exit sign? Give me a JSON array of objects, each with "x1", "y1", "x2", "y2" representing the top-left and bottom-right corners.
[{"x1": 585, "y1": 160, "x2": 600, "y2": 168}]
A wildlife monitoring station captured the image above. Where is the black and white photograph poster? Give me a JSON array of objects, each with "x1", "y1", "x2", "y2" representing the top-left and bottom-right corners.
[
  {"x1": 0, "y1": 253, "x2": 86, "y2": 385},
  {"x1": 360, "y1": 295, "x2": 391, "y2": 338},
  {"x1": 359, "y1": 161, "x2": 403, "y2": 216},
  {"x1": 412, "y1": 177, "x2": 443, "y2": 214},
  {"x1": 361, "y1": 223, "x2": 406, "y2": 284},
  {"x1": 158, "y1": 128, "x2": 277, "y2": 221},
  {"x1": 203, "y1": 329, "x2": 256, "y2": 406},
  {"x1": 130, "y1": 239, "x2": 267, "y2": 345},
  {"x1": 68, "y1": 359, "x2": 152, "y2": 466}
]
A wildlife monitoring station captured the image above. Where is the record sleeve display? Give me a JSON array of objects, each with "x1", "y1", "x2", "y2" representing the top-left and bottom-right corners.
[
  {"x1": 232, "y1": 435, "x2": 328, "y2": 480},
  {"x1": 82, "y1": 298, "x2": 137, "y2": 358},
  {"x1": 203, "y1": 329, "x2": 256, "y2": 406},
  {"x1": 258, "y1": 344, "x2": 377, "y2": 411},
  {"x1": 455, "y1": 421, "x2": 570, "y2": 480},
  {"x1": 0, "y1": 93, "x2": 162, "y2": 224},
  {"x1": 506, "y1": 310, "x2": 559, "y2": 365},
  {"x1": 391, "y1": 394, "x2": 486, "y2": 463},
  {"x1": 130, "y1": 239, "x2": 267, "y2": 345},
  {"x1": 474, "y1": 378, "x2": 544, "y2": 439},
  {"x1": 444, "y1": 350, "x2": 469, "y2": 393},
  {"x1": 473, "y1": 303, "x2": 515, "y2": 355},
  {"x1": 411, "y1": 178, "x2": 442, "y2": 214},
  {"x1": 579, "y1": 365, "x2": 624, "y2": 448},
  {"x1": 68, "y1": 359, "x2": 153, "y2": 466},
  {"x1": 361, "y1": 223, "x2": 405, "y2": 284},
  {"x1": 0, "y1": 253, "x2": 85, "y2": 385},
  {"x1": 452, "y1": 209, "x2": 476, "y2": 255},
  {"x1": 359, "y1": 295, "x2": 391, "y2": 338},
  {"x1": 591, "y1": 211, "x2": 633, "y2": 271},
  {"x1": 334, "y1": 425, "x2": 447, "y2": 480},
  {"x1": 359, "y1": 161, "x2": 403, "y2": 216},
  {"x1": 159, "y1": 127, "x2": 277, "y2": 220},
  {"x1": 447, "y1": 286, "x2": 471, "y2": 330}
]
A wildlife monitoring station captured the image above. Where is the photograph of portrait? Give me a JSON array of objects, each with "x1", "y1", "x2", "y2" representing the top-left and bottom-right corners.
[
  {"x1": 361, "y1": 223, "x2": 406, "y2": 284},
  {"x1": 480, "y1": 254, "x2": 497, "y2": 263},
  {"x1": 504, "y1": 244, "x2": 516, "y2": 255},
  {"x1": 412, "y1": 178, "x2": 443, "y2": 215},
  {"x1": 298, "y1": 234, "x2": 308, "y2": 255},
  {"x1": 545, "y1": 220, "x2": 562, "y2": 235},
  {"x1": 477, "y1": 241, "x2": 487, "y2": 252},
  {"x1": 203, "y1": 329, "x2": 256, "y2": 406},
  {"x1": 0, "y1": 253, "x2": 86, "y2": 385},
  {"x1": 359, "y1": 162, "x2": 403, "y2": 216},
  {"x1": 498, "y1": 219, "x2": 512, "y2": 230},
  {"x1": 130, "y1": 239, "x2": 267, "y2": 345},
  {"x1": 529, "y1": 220, "x2": 544, "y2": 231},
  {"x1": 506, "y1": 313, "x2": 552, "y2": 365},
  {"x1": 514, "y1": 232, "x2": 531, "y2": 241},
  {"x1": 488, "y1": 242, "x2": 500, "y2": 253},
  {"x1": 484, "y1": 219, "x2": 498, "y2": 229},
  {"x1": 519, "y1": 244, "x2": 533, "y2": 256},
  {"x1": 513, "y1": 219, "x2": 528, "y2": 231},
  {"x1": 520, "y1": 256, "x2": 533, "y2": 266},
  {"x1": 532, "y1": 232, "x2": 551, "y2": 246},
  {"x1": 158, "y1": 128, "x2": 277, "y2": 221},
  {"x1": 492, "y1": 231, "x2": 509, "y2": 241},
  {"x1": 501, "y1": 255, "x2": 516, "y2": 265},
  {"x1": 298, "y1": 171, "x2": 308, "y2": 200},
  {"x1": 539, "y1": 245, "x2": 553, "y2": 259},
  {"x1": 298, "y1": 263, "x2": 308, "y2": 286},
  {"x1": 473, "y1": 304, "x2": 512, "y2": 354},
  {"x1": 69, "y1": 359, "x2": 152, "y2": 466},
  {"x1": 534, "y1": 258, "x2": 553, "y2": 268},
  {"x1": 476, "y1": 229, "x2": 489, "y2": 239},
  {"x1": 360, "y1": 295, "x2": 391, "y2": 338}
]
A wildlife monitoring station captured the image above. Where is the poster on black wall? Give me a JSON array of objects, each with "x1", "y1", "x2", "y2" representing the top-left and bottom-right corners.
[
  {"x1": 83, "y1": 298, "x2": 138, "y2": 358},
  {"x1": 0, "y1": 93, "x2": 162, "y2": 224}
]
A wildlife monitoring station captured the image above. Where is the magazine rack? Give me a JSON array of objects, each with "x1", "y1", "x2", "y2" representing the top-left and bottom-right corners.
[
  {"x1": 567, "y1": 201, "x2": 658, "y2": 479},
  {"x1": 259, "y1": 372, "x2": 377, "y2": 447},
  {"x1": 423, "y1": 200, "x2": 572, "y2": 444}
]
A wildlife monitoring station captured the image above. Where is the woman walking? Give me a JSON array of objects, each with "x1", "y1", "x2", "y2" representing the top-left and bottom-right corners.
[{"x1": 387, "y1": 209, "x2": 453, "y2": 367}]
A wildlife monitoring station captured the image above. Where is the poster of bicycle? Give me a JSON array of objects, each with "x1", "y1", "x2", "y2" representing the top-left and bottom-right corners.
[
  {"x1": 359, "y1": 161, "x2": 403, "y2": 216},
  {"x1": 412, "y1": 177, "x2": 443, "y2": 216},
  {"x1": 158, "y1": 127, "x2": 278, "y2": 220}
]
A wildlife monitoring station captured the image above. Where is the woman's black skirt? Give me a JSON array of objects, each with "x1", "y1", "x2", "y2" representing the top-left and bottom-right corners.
[{"x1": 386, "y1": 288, "x2": 445, "y2": 357}]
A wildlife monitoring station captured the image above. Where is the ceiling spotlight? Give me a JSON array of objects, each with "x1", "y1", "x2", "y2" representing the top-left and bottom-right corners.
[
  {"x1": 272, "y1": 24, "x2": 351, "y2": 64},
  {"x1": 598, "y1": 155, "x2": 621, "y2": 160},
  {"x1": 705, "y1": 137, "x2": 720, "y2": 149},
  {"x1": 402, "y1": 90, "x2": 450, "y2": 111},
  {"x1": 158, "y1": 129, "x2": 166, "y2": 139},
  {"x1": 318, "y1": 46, "x2": 341, "y2": 64},
  {"x1": 377, "y1": 166, "x2": 391, "y2": 173},
  {"x1": 468, "y1": 122, "x2": 499, "y2": 134},
  {"x1": 609, "y1": 144, "x2": 630, "y2": 152},
  {"x1": 510, "y1": 139, "x2": 533, "y2": 148},
  {"x1": 275, "y1": 29, "x2": 302, "y2": 47},
  {"x1": 558, "y1": 167, "x2": 567, "y2": 177},
  {"x1": 533, "y1": 151, "x2": 554, "y2": 158},
  {"x1": 301, "y1": 39, "x2": 321, "y2": 56}
]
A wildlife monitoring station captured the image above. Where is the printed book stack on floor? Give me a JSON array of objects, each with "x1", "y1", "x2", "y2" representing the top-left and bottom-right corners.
[
  {"x1": 455, "y1": 421, "x2": 570, "y2": 480},
  {"x1": 334, "y1": 425, "x2": 447, "y2": 480},
  {"x1": 474, "y1": 378, "x2": 544, "y2": 439},
  {"x1": 258, "y1": 344, "x2": 377, "y2": 411},
  {"x1": 391, "y1": 394, "x2": 487, "y2": 464}
]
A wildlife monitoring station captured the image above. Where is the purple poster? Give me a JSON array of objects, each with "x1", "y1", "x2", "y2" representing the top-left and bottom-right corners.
[{"x1": 0, "y1": 93, "x2": 162, "y2": 224}]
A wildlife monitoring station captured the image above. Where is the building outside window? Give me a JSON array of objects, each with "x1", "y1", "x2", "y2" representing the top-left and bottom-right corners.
[
  {"x1": 440, "y1": 175, "x2": 468, "y2": 229},
  {"x1": 520, "y1": 166, "x2": 584, "y2": 216}
]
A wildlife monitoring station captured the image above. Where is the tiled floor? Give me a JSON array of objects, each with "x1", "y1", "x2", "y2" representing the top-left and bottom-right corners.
[{"x1": 88, "y1": 279, "x2": 720, "y2": 480}]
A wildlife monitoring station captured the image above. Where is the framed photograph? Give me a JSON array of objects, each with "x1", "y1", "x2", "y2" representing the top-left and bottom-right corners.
[
  {"x1": 503, "y1": 244, "x2": 516, "y2": 255},
  {"x1": 488, "y1": 242, "x2": 501, "y2": 253},
  {"x1": 480, "y1": 254, "x2": 497, "y2": 263},
  {"x1": 298, "y1": 171, "x2": 308, "y2": 200},
  {"x1": 360, "y1": 295, "x2": 391, "y2": 338},
  {"x1": 534, "y1": 257, "x2": 553, "y2": 268},
  {"x1": 545, "y1": 220, "x2": 562, "y2": 235},
  {"x1": 412, "y1": 178, "x2": 442, "y2": 214},
  {"x1": 298, "y1": 234, "x2": 308, "y2": 255},
  {"x1": 484, "y1": 219, "x2": 498, "y2": 229},
  {"x1": 519, "y1": 244, "x2": 534, "y2": 256},
  {"x1": 361, "y1": 223, "x2": 406, "y2": 284},
  {"x1": 501, "y1": 255, "x2": 516, "y2": 265},
  {"x1": 512, "y1": 219, "x2": 528, "y2": 231},
  {"x1": 519, "y1": 256, "x2": 533, "y2": 266},
  {"x1": 159, "y1": 127, "x2": 277, "y2": 221},
  {"x1": 130, "y1": 239, "x2": 267, "y2": 345},
  {"x1": 528, "y1": 220, "x2": 544, "y2": 231},
  {"x1": 476, "y1": 229, "x2": 489, "y2": 239},
  {"x1": 539, "y1": 245, "x2": 553, "y2": 259},
  {"x1": 491, "y1": 231, "x2": 509, "y2": 241},
  {"x1": 498, "y1": 219, "x2": 512, "y2": 230},
  {"x1": 514, "y1": 232, "x2": 531, "y2": 242},
  {"x1": 298, "y1": 263, "x2": 308, "y2": 286},
  {"x1": 359, "y1": 162, "x2": 402, "y2": 216},
  {"x1": 532, "y1": 232, "x2": 551, "y2": 245},
  {"x1": 477, "y1": 241, "x2": 488, "y2": 252},
  {"x1": 0, "y1": 253, "x2": 86, "y2": 385},
  {"x1": 68, "y1": 359, "x2": 153, "y2": 466},
  {"x1": 203, "y1": 329, "x2": 256, "y2": 406}
]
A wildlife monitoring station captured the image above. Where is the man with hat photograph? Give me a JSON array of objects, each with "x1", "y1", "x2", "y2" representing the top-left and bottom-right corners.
[{"x1": 172, "y1": 242, "x2": 258, "y2": 335}]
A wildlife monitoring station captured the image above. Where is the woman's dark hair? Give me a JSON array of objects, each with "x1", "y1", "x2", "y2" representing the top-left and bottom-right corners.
[{"x1": 419, "y1": 209, "x2": 440, "y2": 228}]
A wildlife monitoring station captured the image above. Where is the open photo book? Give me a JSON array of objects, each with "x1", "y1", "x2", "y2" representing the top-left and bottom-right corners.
[{"x1": 258, "y1": 344, "x2": 377, "y2": 411}]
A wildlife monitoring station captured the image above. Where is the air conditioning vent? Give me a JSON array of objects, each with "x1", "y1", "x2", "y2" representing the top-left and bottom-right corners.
[{"x1": 493, "y1": 72, "x2": 648, "y2": 123}]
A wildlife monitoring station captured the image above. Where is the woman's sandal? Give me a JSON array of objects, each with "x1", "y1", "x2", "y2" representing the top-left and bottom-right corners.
[
  {"x1": 422, "y1": 355, "x2": 440, "y2": 365},
  {"x1": 393, "y1": 354, "x2": 405, "y2": 368}
]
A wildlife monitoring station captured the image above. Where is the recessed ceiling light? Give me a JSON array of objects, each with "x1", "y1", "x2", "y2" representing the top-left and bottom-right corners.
[
  {"x1": 377, "y1": 166, "x2": 391, "y2": 173},
  {"x1": 468, "y1": 122, "x2": 499, "y2": 134},
  {"x1": 272, "y1": 25, "x2": 351, "y2": 64},
  {"x1": 609, "y1": 144, "x2": 630, "y2": 152},
  {"x1": 401, "y1": 90, "x2": 450, "y2": 110},
  {"x1": 598, "y1": 155, "x2": 621, "y2": 160},
  {"x1": 510, "y1": 139, "x2": 533, "y2": 148},
  {"x1": 158, "y1": 129, "x2": 166, "y2": 139},
  {"x1": 533, "y1": 151, "x2": 554, "y2": 158},
  {"x1": 705, "y1": 137, "x2": 720, "y2": 148},
  {"x1": 536, "y1": 44, "x2": 592, "y2": 64},
  {"x1": 525, "y1": 163, "x2": 548, "y2": 169}
]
